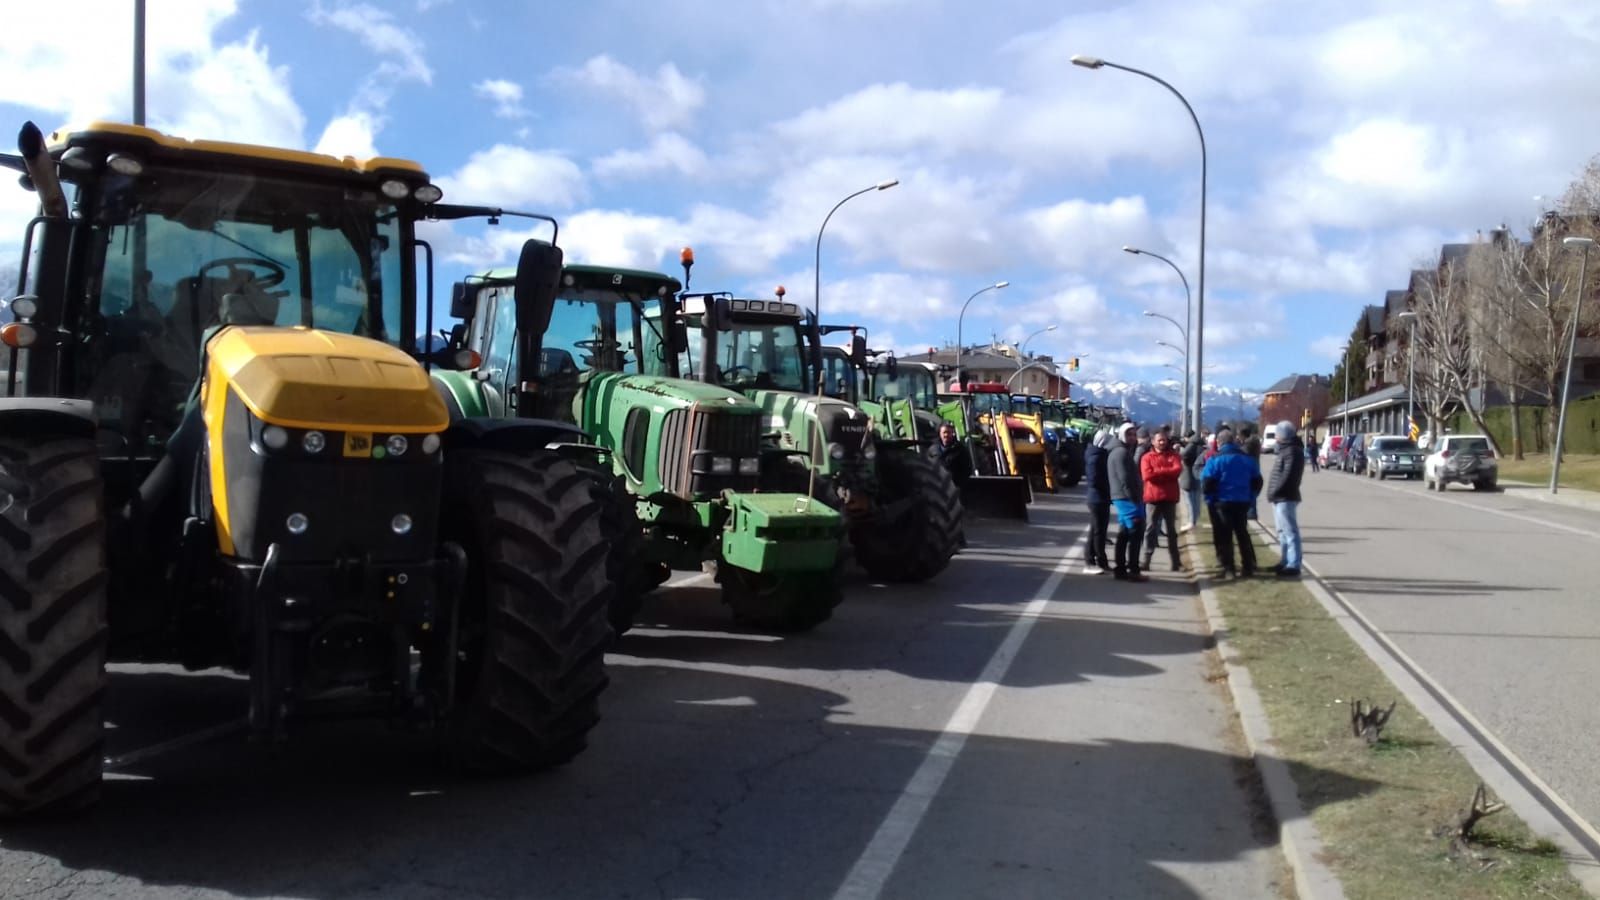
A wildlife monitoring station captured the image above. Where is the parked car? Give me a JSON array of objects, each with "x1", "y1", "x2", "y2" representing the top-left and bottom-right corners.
[
  {"x1": 1321, "y1": 434, "x2": 1346, "y2": 469},
  {"x1": 1424, "y1": 434, "x2": 1498, "y2": 491},
  {"x1": 1343, "y1": 432, "x2": 1368, "y2": 474},
  {"x1": 1364, "y1": 435, "x2": 1424, "y2": 480},
  {"x1": 1261, "y1": 424, "x2": 1278, "y2": 454}
]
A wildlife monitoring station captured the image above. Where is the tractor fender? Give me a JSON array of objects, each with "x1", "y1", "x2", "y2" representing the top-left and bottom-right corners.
[
  {"x1": 442, "y1": 416, "x2": 587, "y2": 454},
  {"x1": 0, "y1": 398, "x2": 97, "y2": 438}
]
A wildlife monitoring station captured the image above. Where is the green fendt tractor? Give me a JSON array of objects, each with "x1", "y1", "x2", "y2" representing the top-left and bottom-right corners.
[
  {"x1": 0, "y1": 121, "x2": 612, "y2": 817},
  {"x1": 666, "y1": 274, "x2": 962, "y2": 583},
  {"x1": 815, "y1": 327, "x2": 943, "y2": 447},
  {"x1": 434, "y1": 264, "x2": 843, "y2": 632}
]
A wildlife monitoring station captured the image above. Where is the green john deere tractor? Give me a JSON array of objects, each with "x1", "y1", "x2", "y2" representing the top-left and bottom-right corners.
[
  {"x1": 433, "y1": 265, "x2": 843, "y2": 632},
  {"x1": 0, "y1": 121, "x2": 612, "y2": 817},
  {"x1": 664, "y1": 280, "x2": 962, "y2": 583}
]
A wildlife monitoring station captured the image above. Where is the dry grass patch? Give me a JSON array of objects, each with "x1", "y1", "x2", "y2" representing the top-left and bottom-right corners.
[
  {"x1": 1191, "y1": 529, "x2": 1584, "y2": 900},
  {"x1": 1496, "y1": 452, "x2": 1600, "y2": 493}
]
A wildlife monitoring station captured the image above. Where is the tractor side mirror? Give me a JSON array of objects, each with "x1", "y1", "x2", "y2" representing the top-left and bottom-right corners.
[
  {"x1": 709, "y1": 296, "x2": 735, "y2": 332},
  {"x1": 513, "y1": 240, "x2": 564, "y2": 336},
  {"x1": 449, "y1": 282, "x2": 473, "y2": 320},
  {"x1": 671, "y1": 320, "x2": 690, "y2": 353},
  {"x1": 850, "y1": 333, "x2": 867, "y2": 369}
]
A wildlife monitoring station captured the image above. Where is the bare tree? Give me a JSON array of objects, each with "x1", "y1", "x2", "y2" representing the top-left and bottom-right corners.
[{"x1": 1412, "y1": 252, "x2": 1500, "y2": 454}]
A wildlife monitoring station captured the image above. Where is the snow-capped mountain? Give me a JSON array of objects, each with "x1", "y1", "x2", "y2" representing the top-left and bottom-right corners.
[{"x1": 1072, "y1": 380, "x2": 1266, "y2": 428}]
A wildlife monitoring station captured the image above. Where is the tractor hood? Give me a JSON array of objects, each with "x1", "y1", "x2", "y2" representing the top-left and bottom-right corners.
[{"x1": 204, "y1": 326, "x2": 448, "y2": 432}]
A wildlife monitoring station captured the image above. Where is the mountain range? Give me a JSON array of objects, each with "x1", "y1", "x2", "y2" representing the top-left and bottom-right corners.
[{"x1": 1072, "y1": 380, "x2": 1266, "y2": 429}]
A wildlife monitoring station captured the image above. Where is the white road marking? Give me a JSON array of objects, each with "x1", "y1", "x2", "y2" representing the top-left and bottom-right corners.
[
  {"x1": 1368, "y1": 477, "x2": 1600, "y2": 540},
  {"x1": 831, "y1": 530, "x2": 1086, "y2": 900}
]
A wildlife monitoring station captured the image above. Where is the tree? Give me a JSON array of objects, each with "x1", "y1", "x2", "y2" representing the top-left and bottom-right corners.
[
  {"x1": 1411, "y1": 251, "x2": 1498, "y2": 455},
  {"x1": 1328, "y1": 321, "x2": 1369, "y2": 406}
]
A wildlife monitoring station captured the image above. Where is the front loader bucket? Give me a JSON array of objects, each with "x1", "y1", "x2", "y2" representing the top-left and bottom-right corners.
[{"x1": 961, "y1": 474, "x2": 1031, "y2": 520}]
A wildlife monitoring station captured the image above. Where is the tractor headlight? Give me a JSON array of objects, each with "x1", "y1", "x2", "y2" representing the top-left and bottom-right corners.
[
  {"x1": 862, "y1": 442, "x2": 878, "y2": 461},
  {"x1": 421, "y1": 433, "x2": 441, "y2": 454},
  {"x1": 286, "y1": 512, "x2": 309, "y2": 535},
  {"x1": 302, "y1": 430, "x2": 327, "y2": 454},
  {"x1": 737, "y1": 457, "x2": 760, "y2": 476},
  {"x1": 391, "y1": 514, "x2": 413, "y2": 535},
  {"x1": 380, "y1": 178, "x2": 411, "y2": 200},
  {"x1": 261, "y1": 425, "x2": 290, "y2": 451},
  {"x1": 828, "y1": 443, "x2": 847, "y2": 460},
  {"x1": 386, "y1": 434, "x2": 409, "y2": 457},
  {"x1": 711, "y1": 456, "x2": 734, "y2": 475}
]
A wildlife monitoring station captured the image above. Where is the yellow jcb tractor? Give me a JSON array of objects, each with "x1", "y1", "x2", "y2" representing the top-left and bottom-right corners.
[{"x1": 0, "y1": 121, "x2": 613, "y2": 817}]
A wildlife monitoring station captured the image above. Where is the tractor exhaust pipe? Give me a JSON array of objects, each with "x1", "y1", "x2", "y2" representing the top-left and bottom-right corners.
[{"x1": 17, "y1": 122, "x2": 67, "y2": 219}]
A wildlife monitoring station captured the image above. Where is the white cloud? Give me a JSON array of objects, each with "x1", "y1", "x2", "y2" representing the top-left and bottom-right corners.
[
  {"x1": 1309, "y1": 335, "x2": 1349, "y2": 362},
  {"x1": 307, "y1": 2, "x2": 431, "y2": 84},
  {"x1": 474, "y1": 79, "x2": 529, "y2": 119},
  {"x1": 552, "y1": 56, "x2": 705, "y2": 131},
  {"x1": 437, "y1": 144, "x2": 587, "y2": 208},
  {"x1": 1020, "y1": 196, "x2": 1160, "y2": 270},
  {"x1": 313, "y1": 112, "x2": 380, "y2": 159},
  {"x1": 771, "y1": 83, "x2": 1004, "y2": 159},
  {"x1": 561, "y1": 210, "x2": 683, "y2": 271},
  {"x1": 593, "y1": 133, "x2": 709, "y2": 179}
]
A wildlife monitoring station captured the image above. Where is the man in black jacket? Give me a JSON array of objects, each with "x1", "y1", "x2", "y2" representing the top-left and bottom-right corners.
[
  {"x1": 931, "y1": 422, "x2": 972, "y2": 485},
  {"x1": 1267, "y1": 420, "x2": 1305, "y2": 578}
]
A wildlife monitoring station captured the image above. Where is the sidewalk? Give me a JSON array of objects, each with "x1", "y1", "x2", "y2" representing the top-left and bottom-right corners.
[{"x1": 1500, "y1": 478, "x2": 1600, "y2": 513}]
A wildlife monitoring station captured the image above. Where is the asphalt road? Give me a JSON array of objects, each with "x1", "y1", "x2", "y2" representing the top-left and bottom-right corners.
[
  {"x1": 1291, "y1": 465, "x2": 1600, "y2": 837},
  {"x1": 0, "y1": 496, "x2": 1303, "y2": 899}
]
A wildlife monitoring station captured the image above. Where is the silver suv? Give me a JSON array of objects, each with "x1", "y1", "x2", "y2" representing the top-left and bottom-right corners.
[
  {"x1": 1424, "y1": 435, "x2": 1498, "y2": 491},
  {"x1": 1365, "y1": 435, "x2": 1423, "y2": 480}
]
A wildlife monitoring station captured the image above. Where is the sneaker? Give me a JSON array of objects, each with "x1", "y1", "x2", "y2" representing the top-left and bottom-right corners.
[
  {"x1": 1276, "y1": 567, "x2": 1301, "y2": 579},
  {"x1": 1096, "y1": 565, "x2": 1114, "y2": 576},
  {"x1": 1179, "y1": 524, "x2": 1192, "y2": 534},
  {"x1": 1112, "y1": 568, "x2": 1129, "y2": 581},
  {"x1": 1082, "y1": 564, "x2": 1102, "y2": 575},
  {"x1": 1128, "y1": 572, "x2": 1150, "y2": 583},
  {"x1": 1219, "y1": 567, "x2": 1237, "y2": 579}
]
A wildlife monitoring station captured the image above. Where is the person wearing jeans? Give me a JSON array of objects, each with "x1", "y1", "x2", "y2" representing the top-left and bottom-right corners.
[
  {"x1": 1179, "y1": 429, "x2": 1205, "y2": 531},
  {"x1": 1107, "y1": 422, "x2": 1148, "y2": 582},
  {"x1": 1140, "y1": 431, "x2": 1185, "y2": 572},
  {"x1": 1201, "y1": 428, "x2": 1263, "y2": 578},
  {"x1": 1081, "y1": 429, "x2": 1115, "y2": 574},
  {"x1": 1267, "y1": 419, "x2": 1306, "y2": 577}
]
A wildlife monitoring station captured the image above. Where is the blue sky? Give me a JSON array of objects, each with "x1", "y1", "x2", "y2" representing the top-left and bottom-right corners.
[{"x1": 5, "y1": 0, "x2": 1600, "y2": 392}]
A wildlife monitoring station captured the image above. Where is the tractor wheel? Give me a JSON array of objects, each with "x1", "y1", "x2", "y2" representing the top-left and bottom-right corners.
[
  {"x1": 573, "y1": 460, "x2": 656, "y2": 637},
  {"x1": 721, "y1": 564, "x2": 842, "y2": 632},
  {"x1": 851, "y1": 447, "x2": 964, "y2": 582},
  {"x1": 1059, "y1": 441, "x2": 1085, "y2": 488},
  {"x1": 0, "y1": 434, "x2": 108, "y2": 819},
  {"x1": 441, "y1": 451, "x2": 613, "y2": 773}
]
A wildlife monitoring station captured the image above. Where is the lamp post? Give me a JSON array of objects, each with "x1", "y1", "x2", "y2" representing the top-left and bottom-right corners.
[
  {"x1": 1341, "y1": 341, "x2": 1352, "y2": 441},
  {"x1": 1021, "y1": 324, "x2": 1056, "y2": 355},
  {"x1": 814, "y1": 178, "x2": 898, "y2": 343},
  {"x1": 1077, "y1": 56, "x2": 1208, "y2": 436},
  {"x1": 1130, "y1": 246, "x2": 1193, "y2": 429},
  {"x1": 1552, "y1": 236, "x2": 1595, "y2": 493},
  {"x1": 955, "y1": 281, "x2": 1011, "y2": 387},
  {"x1": 1392, "y1": 310, "x2": 1418, "y2": 440}
]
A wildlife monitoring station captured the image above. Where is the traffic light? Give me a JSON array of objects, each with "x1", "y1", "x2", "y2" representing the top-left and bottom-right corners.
[{"x1": 1069, "y1": 357, "x2": 1080, "y2": 371}]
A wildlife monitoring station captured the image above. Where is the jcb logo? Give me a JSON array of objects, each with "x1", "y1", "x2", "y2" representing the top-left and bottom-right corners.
[{"x1": 344, "y1": 432, "x2": 374, "y2": 458}]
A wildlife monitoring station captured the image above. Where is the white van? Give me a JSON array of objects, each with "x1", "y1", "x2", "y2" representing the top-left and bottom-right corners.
[{"x1": 1261, "y1": 424, "x2": 1278, "y2": 454}]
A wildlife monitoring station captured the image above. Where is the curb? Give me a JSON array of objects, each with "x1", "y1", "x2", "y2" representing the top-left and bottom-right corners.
[{"x1": 1185, "y1": 527, "x2": 1348, "y2": 900}]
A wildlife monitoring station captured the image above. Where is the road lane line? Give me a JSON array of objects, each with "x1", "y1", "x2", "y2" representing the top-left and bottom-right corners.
[
  {"x1": 104, "y1": 719, "x2": 248, "y2": 771},
  {"x1": 831, "y1": 529, "x2": 1087, "y2": 900},
  {"x1": 1252, "y1": 518, "x2": 1600, "y2": 877},
  {"x1": 1366, "y1": 478, "x2": 1600, "y2": 540}
]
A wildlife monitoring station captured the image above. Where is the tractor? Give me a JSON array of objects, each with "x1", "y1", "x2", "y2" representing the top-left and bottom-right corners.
[
  {"x1": 663, "y1": 269, "x2": 962, "y2": 583},
  {"x1": 435, "y1": 264, "x2": 842, "y2": 632},
  {"x1": 933, "y1": 381, "x2": 1035, "y2": 519},
  {"x1": 0, "y1": 121, "x2": 612, "y2": 817}
]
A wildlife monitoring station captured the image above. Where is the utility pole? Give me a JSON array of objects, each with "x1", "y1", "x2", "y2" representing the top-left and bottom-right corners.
[{"x1": 134, "y1": 0, "x2": 147, "y2": 125}]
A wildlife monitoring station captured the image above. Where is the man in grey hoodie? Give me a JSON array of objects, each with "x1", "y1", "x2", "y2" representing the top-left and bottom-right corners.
[
  {"x1": 1266, "y1": 420, "x2": 1305, "y2": 578},
  {"x1": 1107, "y1": 422, "x2": 1148, "y2": 582}
]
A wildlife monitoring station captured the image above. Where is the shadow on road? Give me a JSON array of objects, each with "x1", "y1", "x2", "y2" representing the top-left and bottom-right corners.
[
  {"x1": 0, "y1": 664, "x2": 1378, "y2": 900},
  {"x1": 1324, "y1": 574, "x2": 1557, "y2": 597}
]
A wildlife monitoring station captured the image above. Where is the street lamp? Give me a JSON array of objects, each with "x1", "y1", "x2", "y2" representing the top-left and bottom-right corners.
[
  {"x1": 1552, "y1": 236, "x2": 1595, "y2": 493},
  {"x1": 1394, "y1": 310, "x2": 1417, "y2": 439},
  {"x1": 955, "y1": 281, "x2": 1011, "y2": 387},
  {"x1": 1021, "y1": 324, "x2": 1057, "y2": 355},
  {"x1": 814, "y1": 178, "x2": 898, "y2": 342},
  {"x1": 1156, "y1": 339, "x2": 1185, "y2": 357},
  {"x1": 1130, "y1": 246, "x2": 1193, "y2": 429},
  {"x1": 1078, "y1": 56, "x2": 1208, "y2": 437},
  {"x1": 1341, "y1": 341, "x2": 1352, "y2": 441}
]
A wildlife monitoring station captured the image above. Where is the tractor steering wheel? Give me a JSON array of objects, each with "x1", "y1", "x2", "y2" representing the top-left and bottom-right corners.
[
  {"x1": 719, "y1": 365, "x2": 754, "y2": 383},
  {"x1": 573, "y1": 338, "x2": 621, "y2": 354},
  {"x1": 197, "y1": 256, "x2": 288, "y2": 290}
]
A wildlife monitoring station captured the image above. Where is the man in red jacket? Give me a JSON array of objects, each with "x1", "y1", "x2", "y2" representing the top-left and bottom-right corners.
[{"x1": 1140, "y1": 430, "x2": 1185, "y2": 573}]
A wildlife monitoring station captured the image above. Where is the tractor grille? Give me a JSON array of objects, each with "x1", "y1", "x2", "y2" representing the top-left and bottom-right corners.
[{"x1": 659, "y1": 405, "x2": 762, "y2": 498}]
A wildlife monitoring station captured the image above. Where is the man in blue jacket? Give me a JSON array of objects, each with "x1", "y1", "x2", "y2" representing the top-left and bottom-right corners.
[{"x1": 1201, "y1": 426, "x2": 1263, "y2": 578}]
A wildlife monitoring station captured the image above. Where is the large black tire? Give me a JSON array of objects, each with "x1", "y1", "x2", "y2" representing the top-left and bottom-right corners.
[
  {"x1": 0, "y1": 434, "x2": 108, "y2": 819},
  {"x1": 441, "y1": 452, "x2": 613, "y2": 773},
  {"x1": 850, "y1": 447, "x2": 964, "y2": 582},
  {"x1": 572, "y1": 459, "x2": 658, "y2": 637},
  {"x1": 721, "y1": 564, "x2": 843, "y2": 633}
]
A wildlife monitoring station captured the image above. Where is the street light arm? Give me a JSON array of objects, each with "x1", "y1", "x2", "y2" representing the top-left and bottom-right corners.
[
  {"x1": 814, "y1": 183, "x2": 885, "y2": 323},
  {"x1": 955, "y1": 281, "x2": 1008, "y2": 386},
  {"x1": 1143, "y1": 310, "x2": 1186, "y2": 342}
]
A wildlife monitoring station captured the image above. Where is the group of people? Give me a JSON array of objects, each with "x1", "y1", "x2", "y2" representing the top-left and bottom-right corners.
[
  {"x1": 1082, "y1": 419, "x2": 1306, "y2": 581},
  {"x1": 928, "y1": 414, "x2": 1307, "y2": 582}
]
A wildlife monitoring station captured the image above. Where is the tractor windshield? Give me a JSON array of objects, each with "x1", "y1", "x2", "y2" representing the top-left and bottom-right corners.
[
  {"x1": 717, "y1": 319, "x2": 807, "y2": 392},
  {"x1": 870, "y1": 365, "x2": 937, "y2": 409},
  {"x1": 79, "y1": 164, "x2": 406, "y2": 447}
]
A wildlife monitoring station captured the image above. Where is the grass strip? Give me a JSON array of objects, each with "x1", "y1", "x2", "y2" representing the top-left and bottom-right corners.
[
  {"x1": 1495, "y1": 452, "x2": 1600, "y2": 493},
  {"x1": 1190, "y1": 526, "x2": 1586, "y2": 900}
]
